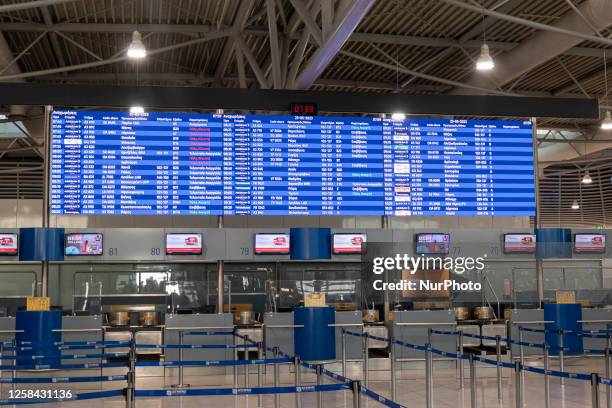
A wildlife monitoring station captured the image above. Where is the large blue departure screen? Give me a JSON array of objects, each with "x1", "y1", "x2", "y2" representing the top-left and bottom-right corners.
[{"x1": 50, "y1": 110, "x2": 535, "y2": 216}]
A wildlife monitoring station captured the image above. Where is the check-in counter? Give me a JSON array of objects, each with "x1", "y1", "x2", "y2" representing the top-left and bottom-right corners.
[
  {"x1": 391, "y1": 310, "x2": 456, "y2": 359},
  {"x1": 264, "y1": 310, "x2": 363, "y2": 360}
]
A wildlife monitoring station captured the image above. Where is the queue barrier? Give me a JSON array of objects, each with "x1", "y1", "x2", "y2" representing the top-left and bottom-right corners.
[
  {"x1": 4, "y1": 343, "x2": 132, "y2": 352},
  {"x1": 345, "y1": 330, "x2": 610, "y2": 384},
  {"x1": 519, "y1": 326, "x2": 612, "y2": 339},
  {"x1": 0, "y1": 362, "x2": 127, "y2": 370},
  {"x1": 134, "y1": 343, "x2": 257, "y2": 349},
  {"x1": 135, "y1": 383, "x2": 350, "y2": 397},
  {"x1": 430, "y1": 329, "x2": 573, "y2": 352},
  {"x1": 0, "y1": 340, "x2": 131, "y2": 347},
  {"x1": 236, "y1": 332, "x2": 408, "y2": 408},
  {"x1": 0, "y1": 353, "x2": 129, "y2": 361},
  {"x1": 358, "y1": 384, "x2": 407, "y2": 408},
  {"x1": 0, "y1": 375, "x2": 127, "y2": 384},
  {"x1": 136, "y1": 357, "x2": 292, "y2": 367},
  {"x1": 184, "y1": 331, "x2": 234, "y2": 336},
  {"x1": 298, "y1": 353, "x2": 408, "y2": 408}
]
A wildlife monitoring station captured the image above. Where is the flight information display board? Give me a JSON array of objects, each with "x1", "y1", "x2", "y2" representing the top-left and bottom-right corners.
[{"x1": 50, "y1": 110, "x2": 535, "y2": 216}]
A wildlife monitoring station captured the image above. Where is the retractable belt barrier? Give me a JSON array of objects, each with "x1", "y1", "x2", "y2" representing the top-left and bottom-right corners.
[
  {"x1": 0, "y1": 375, "x2": 127, "y2": 384},
  {"x1": 358, "y1": 384, "x2": 407, "y2": 408},
  {"x1": 136, "y1": 357, "x2": 291, "y2": 367},
  {"x1": 0, "y1": 352, "x2": 128, "y2": 361},
  {"x1": 184, "y1": 331, "x2": 234, "y2": 336},
  {"x1": 1, "y1": 340, "x2": 131, "y2": 349},
  {"x1": 5, "y1": 344, "x2": 132, "y2": 352},
  {"x1": 134, "y1": 343, "x2": 257, "y2": 349},
  {"x1": 518, "y1": 326, "x2": 612, "y2": 339},
  {"x1": 345, "y1": 329, "x2": 611, "y2": 384},
  {"x1": 135, "y1": 383, "x2": 350, "y2": 397},
  {"x1": 299, "y1": 351, "x2": 408, "y2": 408},
  {"x1": 0, "y1": 362, "x2": 126, "y2": 370},
  {"x1": 430, "y1": 329, "x2": 573, "y2": 352}
]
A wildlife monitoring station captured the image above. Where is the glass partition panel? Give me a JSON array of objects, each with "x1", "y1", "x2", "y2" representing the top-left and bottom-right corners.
[{"x1": 277, "y1": 263, "x2": 362, "y2": 311}]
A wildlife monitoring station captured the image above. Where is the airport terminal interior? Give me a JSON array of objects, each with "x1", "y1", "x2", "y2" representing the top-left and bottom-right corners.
[{"x1": 1, "y1": 0, "x2": 612, "y2": 407}]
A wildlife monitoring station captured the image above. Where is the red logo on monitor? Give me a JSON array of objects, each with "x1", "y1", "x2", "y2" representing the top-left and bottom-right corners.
[
  {"x1": 273, "y1": 236, "x2": 287, "y2": 246},
  {"x1": 184, "y1": 236, "x2": 198, "y2": 245}
]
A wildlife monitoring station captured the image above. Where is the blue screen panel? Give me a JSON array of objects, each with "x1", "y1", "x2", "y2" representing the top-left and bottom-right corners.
[{"x1": 50, "y1": 110, "x2": 535, "y2": 216}]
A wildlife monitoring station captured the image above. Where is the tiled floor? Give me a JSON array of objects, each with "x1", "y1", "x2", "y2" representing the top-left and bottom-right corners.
[{"x1": 4, "y1": 357, "x2": 610, "y2": 407}]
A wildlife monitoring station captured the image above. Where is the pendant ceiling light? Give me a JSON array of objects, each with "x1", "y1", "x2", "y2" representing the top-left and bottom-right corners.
[
  {"x1": 476, "y1": 43, "x2": 494, "y2": 71},
  {"x1": 582, "y1": 171, "x2": 592, "y2": 184},
  {"x1": 127, "y1": 30, "x2": 147, "y2": 59}
]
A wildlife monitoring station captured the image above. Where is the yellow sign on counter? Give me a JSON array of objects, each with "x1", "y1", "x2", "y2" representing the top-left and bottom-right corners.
[{"x1": 26, "y1": 297, "x2": 50, "y2": 311}]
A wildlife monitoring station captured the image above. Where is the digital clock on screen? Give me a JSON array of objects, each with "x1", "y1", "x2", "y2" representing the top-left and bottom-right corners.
[{"x1": 289, "y1": 102, "x2": 317, "y2": 116}]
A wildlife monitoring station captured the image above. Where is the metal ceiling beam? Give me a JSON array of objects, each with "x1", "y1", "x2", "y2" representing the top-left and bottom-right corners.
[
  {"x1": 235, "y1": 48, "x2": 248, "y2": 89},
  {"x1": 553, "y1": 62, "x2": 610, "y2": 96},
  {"x1": 0, "y1": 30, "x2": 233, "y2": 81},
  {"x1": 288, "y1": 0, "x2": 323, "y2": 46},
  {"x1": 450, "y1": 0, "x2": 612, "y2": 96},
  {"x1": 40, "y1": 6, "x2": 67, "y2": 74},
  {"x1": 442, "y1": 0, "x2": 612, "y2": 47},
  {"x1": 293, "y1": 0, "x2": 375, "y2": 90},
  {"x1": 1, "y1": 22, "x2": 607, "y2": 58},
  {"x1": 445, "y1": 0, "x2": 612, "y2": 167},
  {"x1": 341, "y1": 50, "x2": 516, "y2": 96},
  {"x1": 0, "y1": 0, "x2": 79, "y2": 13},
  {"x1": 234, "y1": 35, "x2": 269, "y2": 89},
  {"x1": 213, "y1": 0, "x2": 254, "y2": 85},
  {"x1": 266, "y1": 0, "x2": 283, "y2": 89}
]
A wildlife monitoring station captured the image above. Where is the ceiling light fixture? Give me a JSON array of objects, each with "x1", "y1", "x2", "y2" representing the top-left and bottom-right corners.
[
  {"x1": 476, "y1": 44, "x2": 495, "y2": 71},
  {"x1": 582, "y1": 171, "x2": 593, "y2": 184},
  {"x1": 571, "y1": 200, "x2": 580, "y2": 210},
  {"x1": 130, "y1": 106, "x2": 145, "y2": 114},
  {"x1": 127, "y1": 30, "x2": 147, "y2": 59},
  {"x1": 475, "y1": 9, "x2": 494, "y2": 71},
  {"x1": 601, "y1": 111, "x2": 612, "y2": 130},
  {"x1": 391, "y1": 112, "x2": 406, "y2": 121}
]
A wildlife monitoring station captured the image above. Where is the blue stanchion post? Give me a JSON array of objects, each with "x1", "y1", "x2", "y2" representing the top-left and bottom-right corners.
[{"x1": 559, "y1": 329, "x2": 565, "y2": 387}]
